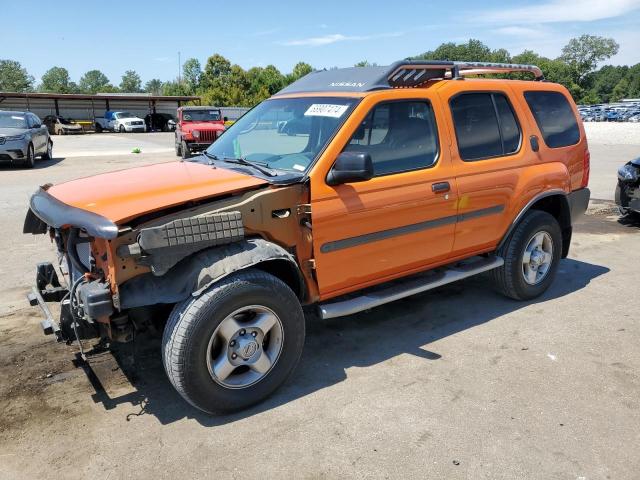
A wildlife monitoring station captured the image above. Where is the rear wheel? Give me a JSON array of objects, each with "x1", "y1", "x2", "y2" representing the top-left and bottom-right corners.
[
  {"x1": 95, "y1": 123, "x2": 103, "y2": 133},
  {"x1": 119, "y1": 124, "x2": 125, "y2": 133},
  {"x1": 175, "y1": 135, "x2": 182, "y2": 156},
  {"x1": 162, "y1": 269, "x2": 305, "y2": 414},
  {"x1": 491, "y1": 210, "x2": 562, "y2": 300}
]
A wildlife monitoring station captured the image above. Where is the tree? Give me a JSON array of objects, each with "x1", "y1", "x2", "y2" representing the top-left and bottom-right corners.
[
  {"x1": 119, "y1": 70, "x2": 142, "y2": 92},
  {"x1": 0, "y1": 60, "x2": 34, "y2": 92},
  {"x1": 161, "y1": 80, "x2": 187, "y2": 96},
  {"x1": 145, "y1": 79, "x2": 163, "y2": 95},
  {"x1": 560, "y1": 35, "x2": 619, "y2": 83},
  {"x1": 201, "y1": 54, "x2": 232, "y2": 91},
  {"x1": 291, "y1": 61, "x2": 313, "y2": 80},
  {"x1": 39, "y1": 66, "x2": 76, "y2": 93},
  {"x1": 354, "y1": 60, "x2": 375, "y2": 67},
  {"x1": 182, "y1": 58, "x2": 201, "y2": 94},
  {"x1": 413, "y1": 39, "x2": 503, "y2": 62},
  {"x1": 79, "y1": 70, "x2": 112, "y2": 94}
]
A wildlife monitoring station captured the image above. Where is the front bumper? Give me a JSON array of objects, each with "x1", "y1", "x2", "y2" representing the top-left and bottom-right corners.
[
  {"x1": 124, "y1": 125, "x2": 145, "y2": 132},
  {"x1": 186, "y1": 141, "x2": 213, "y2": 152},
  {"x1": 0, "y1": 141, "x2": 28, "y2": 162},
  {"x1": 616, "y1": 182, "x2": 640, "y2": 212}
]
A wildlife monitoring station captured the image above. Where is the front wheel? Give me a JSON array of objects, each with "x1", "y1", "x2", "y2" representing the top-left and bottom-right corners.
[
  {"x1": 180, "y1": 140, "x2": 191, "y2": 159},
  {"x1": 41, "y1": 140, "x2": 53, "y2": 160},
  {"x1": 23, "y1": 143, "x2": 35, "y2": 169},
  {"x1": 162, "y1": 269, "x2": 305, "y2": 414},
  {"x1": 491, "y1": 210, "x2": 562, "y2": 300},
  {"x1": 118, "y1": 124, "x2": 125, "y2": 133}
]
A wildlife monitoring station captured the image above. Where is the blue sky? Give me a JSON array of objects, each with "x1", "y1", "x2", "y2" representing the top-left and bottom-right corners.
[{"x1": 2, "y1": 0, "x2": 639, "y2": 85}]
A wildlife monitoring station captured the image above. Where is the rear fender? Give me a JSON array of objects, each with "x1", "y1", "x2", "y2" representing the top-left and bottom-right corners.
[{"x1": 118, "y1": 238, "x2": 304, "y2": 309}]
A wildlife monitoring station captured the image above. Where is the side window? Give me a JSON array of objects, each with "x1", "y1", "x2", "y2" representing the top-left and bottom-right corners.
[
  {"x1": 344, "y1": 101, "x2": 439, "y2": 176},
  {"x1": 450, "y1": 92, "x2": 522, "y2": 161},
  {"x1": 524, "y1": 91, "x2": 580, "y2": 148}
]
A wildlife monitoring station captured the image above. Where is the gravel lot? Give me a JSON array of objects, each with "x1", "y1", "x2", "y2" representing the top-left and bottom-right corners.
[{"x1": 1, "y1": 125, "x2": 640, "y2": 479}]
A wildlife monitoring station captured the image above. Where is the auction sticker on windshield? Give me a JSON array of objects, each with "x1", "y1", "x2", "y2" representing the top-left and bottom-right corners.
[{"x1": 304, "y1": 104, "x2": 349, "y2": 118}]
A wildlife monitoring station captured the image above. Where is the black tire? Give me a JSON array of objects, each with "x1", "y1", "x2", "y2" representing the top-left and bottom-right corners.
[
  {"x1": 95, "y1": 123, "x2": 103, "y2": 133},
  {"x1": 180, "y1": 140, "x2": 191, "y2": 159},
  {"x1": 23, "y1": 143, "x2": 35, "y2": 169},
  {"x1": 491, "y1": 210, "x2": 562, "y2": 300},
  {"x1": 41, "y1": 140, "x2": 53, "y2": 161},
  {"x1": 162, "y1": 269, "x2": 305, "y2": 414},
  {"x1": 175, "y1": 135, "x2": 182, "y2": 156},
  {"x1": 119, "y1": 124, "x2": 125, "y2": 133}
]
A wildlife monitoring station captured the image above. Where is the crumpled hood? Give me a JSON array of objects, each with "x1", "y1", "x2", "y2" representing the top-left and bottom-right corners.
[{"x1": 46, "y1": 161, "x2": 267, "y2": 224}]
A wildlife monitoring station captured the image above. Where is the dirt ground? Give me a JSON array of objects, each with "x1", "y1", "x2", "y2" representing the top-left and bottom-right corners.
[{"x1": 1, "y1": 134, "x2": 640, "y2": 479}]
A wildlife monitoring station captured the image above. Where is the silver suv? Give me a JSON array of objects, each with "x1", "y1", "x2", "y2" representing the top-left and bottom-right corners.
[{"x1": 0, "y1": 111, "x2": 53, "y2": 168}]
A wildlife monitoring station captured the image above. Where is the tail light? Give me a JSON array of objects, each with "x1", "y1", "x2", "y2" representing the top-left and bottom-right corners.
[{"x1": 581, "y1": 149, "x2": 590, "y2": 188}]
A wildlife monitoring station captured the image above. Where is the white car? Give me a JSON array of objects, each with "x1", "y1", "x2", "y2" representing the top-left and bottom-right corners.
[{"x1": 94, "y1": 111, "x2": 146, "y2": 133}]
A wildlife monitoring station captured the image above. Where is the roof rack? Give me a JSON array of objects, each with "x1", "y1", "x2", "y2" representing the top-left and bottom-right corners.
[
  {"x1": 274, "y1": 60, "x2": 545, "y2": 96},
  {"x1": 386, "y1": 61, "x2": 544, "y2": 87}
]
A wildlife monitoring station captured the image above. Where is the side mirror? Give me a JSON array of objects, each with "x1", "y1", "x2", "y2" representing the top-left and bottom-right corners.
[
  {"x1": 326, "y1": 152, "x2": 374, "y2": 186},
  {"x1": 223, "y1": 116, "x2": 228, "y2": 122}
]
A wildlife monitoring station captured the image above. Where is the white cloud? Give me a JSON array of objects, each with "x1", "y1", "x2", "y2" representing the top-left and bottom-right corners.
[
  {"x1": 280, "y1": 32, "x2": 404, "y2": 47},
  {"x1": 494, "y1": 26, "x2": 542, "y2": 36},
  {"x1": 476, "y1": 0, "x2": 640, "y2": 24}
]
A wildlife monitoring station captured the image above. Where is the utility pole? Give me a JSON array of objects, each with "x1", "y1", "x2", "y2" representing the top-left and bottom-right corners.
[{"x1": 178, "y1": 51, "x2": 181, "y2": 84}]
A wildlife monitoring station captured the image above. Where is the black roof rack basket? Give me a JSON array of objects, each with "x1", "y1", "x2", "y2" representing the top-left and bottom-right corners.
[{"x1": 387, "y1": 61, "x2": 545, "y2": 87}]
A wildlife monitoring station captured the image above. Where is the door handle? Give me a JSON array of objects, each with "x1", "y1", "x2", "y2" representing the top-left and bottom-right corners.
[{"x1": 432, "y1": 181, "x2": 450, "y2": 193}]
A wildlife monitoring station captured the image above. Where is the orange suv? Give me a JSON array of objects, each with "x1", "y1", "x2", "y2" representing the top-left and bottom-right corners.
[{"x1": 24, "y1": 61, "x2": 590, "y2": 413}]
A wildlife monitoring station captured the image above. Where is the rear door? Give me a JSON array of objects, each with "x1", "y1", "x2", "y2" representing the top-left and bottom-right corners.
[
  {"x1": 310, "y1": 94, "x2": 458, "y2": 299},
  {"x1": 440, "y1": 84, "x2": 536, "y2": 257}
]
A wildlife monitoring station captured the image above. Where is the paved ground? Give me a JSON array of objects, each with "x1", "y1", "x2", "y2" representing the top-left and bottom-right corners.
[{"x1": 1, "y1": 128, "x2": 640, "y2": 479}]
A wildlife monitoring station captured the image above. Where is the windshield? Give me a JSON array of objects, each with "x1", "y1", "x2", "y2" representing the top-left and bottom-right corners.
[
  {"x1": 206, "y1": 97, "x2": 357, "y2": 173},
  {"x1": 0, "y1": 112, "x2": 28, "y2": 129},
  {"x1": 183, "y1": 110, "x2": 221, "y2": 122},
  {"x1": 58, "y1": 117, "x2": 74, "y2": 125},
  {"x1": 115, "y1": 112, "x2": 134, "y2": 119}
]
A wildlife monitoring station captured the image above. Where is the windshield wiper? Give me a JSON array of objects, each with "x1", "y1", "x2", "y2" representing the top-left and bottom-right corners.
[
  {"x1": 223, "y1": 157, "x2": 277, "y2": 177},
  {"x1": 202, "y1": 151, "x2": 219, "y2": 165}
]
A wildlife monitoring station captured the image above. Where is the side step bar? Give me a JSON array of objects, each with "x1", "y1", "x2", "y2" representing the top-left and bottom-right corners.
[{"x1": 318, "y1": 255, "x2": 504, "y2": 320}]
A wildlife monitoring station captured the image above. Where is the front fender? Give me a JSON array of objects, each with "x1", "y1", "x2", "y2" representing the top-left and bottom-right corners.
[{"x1": 119, "y1": 238, "x2": 303, "y2": 309}]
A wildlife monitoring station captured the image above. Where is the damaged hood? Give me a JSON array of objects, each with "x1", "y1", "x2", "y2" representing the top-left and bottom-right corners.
[{"x1": 32, "y1": 161, "x2": 267, "y2": 233}]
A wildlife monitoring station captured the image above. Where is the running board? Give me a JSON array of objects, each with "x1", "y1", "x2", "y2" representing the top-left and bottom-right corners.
[{"x1": 318, "y1": 255, "x2": 504, "y2": 320}]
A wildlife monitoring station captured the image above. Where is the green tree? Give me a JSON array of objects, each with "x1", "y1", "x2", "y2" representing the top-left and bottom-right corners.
[
  {"x1": 79, "y1": 70, "x2": 112, "y2": 94},
  {"x1": 145, "y1": 78, "x2": 163, "y2": 95},
  {"x1": 413, "y1": 39, "x2": 502, "y2": 62},
  {"x1": 354, "y1": 60, "x2": 376, "y2": 67},
  {"x1": 0, "y1": 60, "x2": 34, "y2": 92},
  {"x1": 161, "y1": 80, "x2": 187, "y2": 96},
  {"x1": 201, "y1": 54, "x2": 232, "y2": 90},
  {"x1": 119, "y1": 70, "x2": 142, "y2": 92},
  {"x1": 290, "y1": 61, "x2": 313, "y2": 80},
  {"x1": 182, "y1": 58, "x2": 201, "y2": 94},
  {"x1": 560, "y1": 35, "x2": 619, "y2": 83},
  {"x1": 39, "y1": 66, "x2": 76, "y2": 93}
]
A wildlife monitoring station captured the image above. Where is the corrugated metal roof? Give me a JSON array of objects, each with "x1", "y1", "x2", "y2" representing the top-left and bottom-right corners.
[{"x1": 0, "y1": 91, "x2": 199, "y2": 102}]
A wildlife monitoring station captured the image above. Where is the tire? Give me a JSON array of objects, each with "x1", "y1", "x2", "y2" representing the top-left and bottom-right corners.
[
  {"x1": 119, "y1": 124, "x2": 125, "y2": 133},
  {"x1": 95, "y1": 123, "x2": 103, "y2": 133},
  {"x1": 180, "y1": 140, "x2": 191, "y2": 159},
  {"x1": 175, "y1": 136, "x2": 182, "y2": 156},
  {"x1": 162, "y1": 269, "x2": 305, "y2": 414},
  {"x1": 41, "y1": 140, "x2": 53, "y2": 161},
  {"x1": 23, "y1": 143, "x2": 35, "y2": 169},
  {"x1": 491, "y1": 210, "x2": 562, "y2": 300}
]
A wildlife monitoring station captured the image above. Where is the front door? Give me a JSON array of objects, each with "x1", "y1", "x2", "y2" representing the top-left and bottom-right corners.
[{"x1": 310, "y1": 97, "x2": 458, "y2": 300}]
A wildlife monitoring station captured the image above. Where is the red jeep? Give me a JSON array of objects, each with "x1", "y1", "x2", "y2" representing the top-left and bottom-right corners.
[{"x1": 175, "y1": 106, "x2": 226, "y2": 159}]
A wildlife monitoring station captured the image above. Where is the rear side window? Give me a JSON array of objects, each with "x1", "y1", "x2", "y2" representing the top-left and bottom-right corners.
[
  {"x1": 450, "y1": 93, "x2": 521, "y2": 161},
  {"x1": 524, "y1": 91, "x2": 580, "y2": 148}
]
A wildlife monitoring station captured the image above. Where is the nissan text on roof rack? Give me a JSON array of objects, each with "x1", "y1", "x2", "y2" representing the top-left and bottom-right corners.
[{"x1": 24, "y1": 61, "x2": 590, "y2": 413}]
